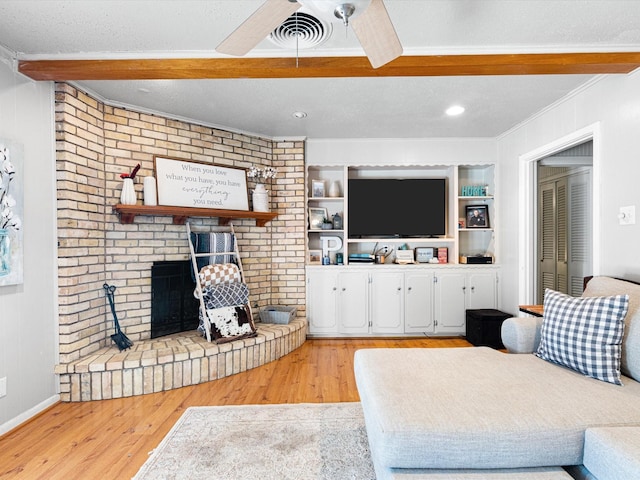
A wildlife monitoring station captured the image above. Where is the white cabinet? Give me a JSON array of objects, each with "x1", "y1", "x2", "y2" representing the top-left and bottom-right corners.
[
  {"x1": 338, "y1": 271, "x2": 369, "y2": 334},
  {"x1": 433, "y1": 269, "x2": 499, "y2": 335},
  {"x1": 467, "y1": 271, "x2": 498, "y2": 309},
  {"x1": 434, "y1": 271, "x2": 467, "y2": 334},
  {"x1": 404, "y1": 271, "x2": 434, "y2": 333},
  {"x1": 370, "y1": 271, "x2": 404, "y2": 334},
  {"x1": 307, "y1": 266, "x2": 497, "y2": 337},
  {"x1": 306, "y1": 269, "x2": 339, "y2": 335}
]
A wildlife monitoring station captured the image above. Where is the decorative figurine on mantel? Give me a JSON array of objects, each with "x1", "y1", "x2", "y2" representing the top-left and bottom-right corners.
[{"x1": 247, "y1": 165, "x2": 277, "y2": 212}]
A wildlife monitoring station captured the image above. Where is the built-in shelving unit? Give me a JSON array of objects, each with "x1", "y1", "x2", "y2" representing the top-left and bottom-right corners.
[
  {"x1": 457, "y1": 165, "x2": 496, "y2": 261},
  {"x1": 113, "y1": 204, "x2": 278, "y2": 226},
  {"x1": 305, "y1": 163, "x2": 496, "y2": 266},
  {"x1": 304, "y1": 161, "x2": 499, "y2": 338}
]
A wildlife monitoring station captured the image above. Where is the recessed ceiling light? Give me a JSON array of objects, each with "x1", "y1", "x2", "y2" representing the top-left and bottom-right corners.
[
  {"x1": 446, "y1": 105, "x2": 465, "y2": 116},
  {"x1": 292, "y1": 111, "x2": 308, "y2": 119}
]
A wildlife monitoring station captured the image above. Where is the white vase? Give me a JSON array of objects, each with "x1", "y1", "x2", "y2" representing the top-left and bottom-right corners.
[
  {"x1": 328, "y1": 180, "x2": 341, "y2": 197},
  {"x1": 120, "y1": 178, "x2": 136, "y2": 205},
  {"x1": 143, "y1": 176, "x2": 157, "y2": 206},
  {"x1": 252, "y1": 183, "x2": 269, "y2": 212}
]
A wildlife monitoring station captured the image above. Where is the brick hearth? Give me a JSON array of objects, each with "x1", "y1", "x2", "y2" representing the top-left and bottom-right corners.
[{"x1": 55, "y1": 319, "x2": 307, "y2": 402}]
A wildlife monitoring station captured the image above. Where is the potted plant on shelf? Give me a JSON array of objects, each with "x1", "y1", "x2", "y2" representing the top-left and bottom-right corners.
[{"x1": 321, "y1": 217, "x2": 333, "y2": 230}]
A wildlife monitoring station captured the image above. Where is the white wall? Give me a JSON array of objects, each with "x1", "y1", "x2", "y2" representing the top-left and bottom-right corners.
[
  {"x1": 307, "y1": 137, "x2": 496, "y2": 166},
  {"x1": 0, "y1": 48, "x2": 58, "y2": 435},
  {"x1": 497, "y1": 71, "x2": 640, "y2": 314}
]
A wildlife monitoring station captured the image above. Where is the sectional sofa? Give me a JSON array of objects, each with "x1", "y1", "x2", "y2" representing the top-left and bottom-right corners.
[{"x1": 354, "y1": 276, "x2": 640, "y2": 479}]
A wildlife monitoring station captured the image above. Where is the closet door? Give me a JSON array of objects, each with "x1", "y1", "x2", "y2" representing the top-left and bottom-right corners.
[
  {"x1": 537, "y1": 178, "x2": 568, "y2": 303},
  {"x1": 568, "y1": 171, "x2": 592, "y2": 296}
]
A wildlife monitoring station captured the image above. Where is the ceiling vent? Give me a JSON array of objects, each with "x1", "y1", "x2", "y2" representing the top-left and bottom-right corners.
[{"x1": 269, "y1": 12, "x2": 332, "y2": 50}]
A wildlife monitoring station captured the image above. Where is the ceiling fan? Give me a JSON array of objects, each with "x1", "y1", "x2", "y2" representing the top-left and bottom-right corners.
[{"x1": 216, "y1": 0, "x2": 403, "y2": 69}]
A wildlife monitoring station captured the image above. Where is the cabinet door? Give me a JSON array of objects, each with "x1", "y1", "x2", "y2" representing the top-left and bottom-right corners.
[
  {"x1": 306, "y1": 270, "x2": 339, "y2": 334},
  {"x1": 370, "y1": 271, "x2": 404, "y2": 334},
  {"x1": 467, "y1": 271, "x2": 498, "y2": 310},
  {"x1": 433, "y1": 271, "x2": 467, "y2": 335},
  {"x1": 337, "y1": 271, "x2": 369, "y2": 334},
  {"x1": 405, "y1": 272, "x2": 434, "y2": 333}
]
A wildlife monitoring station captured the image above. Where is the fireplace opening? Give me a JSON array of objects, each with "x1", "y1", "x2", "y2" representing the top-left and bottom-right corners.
[{"x1": 151, "y1": 260, "x2": 199, "y2": 339}]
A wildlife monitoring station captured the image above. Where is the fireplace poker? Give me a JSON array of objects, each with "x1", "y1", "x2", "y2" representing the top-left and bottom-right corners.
[{"x1": 103, "y1": 283, "x2": 134, "y2": 351}]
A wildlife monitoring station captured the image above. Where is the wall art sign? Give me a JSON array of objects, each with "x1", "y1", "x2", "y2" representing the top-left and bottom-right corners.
[
  {"x1": 0, "y1": 141, "x2": 24, "y2": 286},
  {"x1": 154, "y1": 156, "x2": 249, "y2": 211}
]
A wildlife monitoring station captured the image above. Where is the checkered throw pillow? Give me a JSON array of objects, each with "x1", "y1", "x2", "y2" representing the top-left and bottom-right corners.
[
  {"x1": 535, "y1": 288, "x2": 629, "y2": 385},
  {"x1": 198, "y1": 263, "x2": 240, "y2": 289}
]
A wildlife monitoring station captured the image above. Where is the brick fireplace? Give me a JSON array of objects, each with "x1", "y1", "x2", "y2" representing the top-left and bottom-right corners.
[{"x1": 54, "y1": 83, "x2": 307, "y2": 398}]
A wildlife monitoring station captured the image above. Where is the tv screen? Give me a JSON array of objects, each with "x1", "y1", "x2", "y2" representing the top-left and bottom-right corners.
[{"x1": 348, "y1": 178, "x2": 446, "y2": 238}]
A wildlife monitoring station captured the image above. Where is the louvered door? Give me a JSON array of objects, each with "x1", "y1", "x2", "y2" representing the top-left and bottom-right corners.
[
  {"x1": 538, "y1": 182, "x2": 558, "y2": 302},
  {"x1": 537, "y1": 171, "x2": 591, "y2": 302},
  {"x1": 568, "y1": 171, "x2": 592, "y2": 296}
]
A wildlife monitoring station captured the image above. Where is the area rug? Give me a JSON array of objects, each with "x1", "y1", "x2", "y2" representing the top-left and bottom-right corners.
[{"x1": 133, "y1": 402, "x2": 375, "y2": 480}]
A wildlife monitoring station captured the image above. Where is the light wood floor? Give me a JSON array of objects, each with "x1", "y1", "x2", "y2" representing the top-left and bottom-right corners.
[{"x1": 0, "y1": 337, "x2": 470, "y2": 479}]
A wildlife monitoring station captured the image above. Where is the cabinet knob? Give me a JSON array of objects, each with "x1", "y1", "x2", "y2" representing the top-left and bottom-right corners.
[
  {"x1": 408, "y1": 286, "x2": 412, "y2": 291},
  {"x1": 342, "y1": 287, "x2": 346, "y2": 291},
  {"x1": 332, "y1": 287, "x2": 337, "y2": 291},
  {"x1": 471, "y1": 286, "x2": 475, "y2": 292},
  {"x1": 397, "y1": 287, "x2": 402, "y2": 291}
]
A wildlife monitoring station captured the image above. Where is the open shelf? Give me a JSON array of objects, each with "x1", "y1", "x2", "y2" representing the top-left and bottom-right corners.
[{"x1": 113, "y1": 204, "x2": 278, "y2": 226}]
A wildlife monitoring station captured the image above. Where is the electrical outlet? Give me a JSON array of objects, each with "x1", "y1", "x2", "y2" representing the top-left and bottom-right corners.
[
  {"x1": 619, "y1": 205, "x2": 636, "y2": 225},
  {"x1": 0, "y1": 377, "x2": 6, "y2": 398}
]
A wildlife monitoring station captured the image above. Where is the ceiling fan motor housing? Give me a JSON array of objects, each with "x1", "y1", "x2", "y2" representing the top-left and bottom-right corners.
[{"x1": 299, "y1": 0, "x2": 372, "y2": 24}]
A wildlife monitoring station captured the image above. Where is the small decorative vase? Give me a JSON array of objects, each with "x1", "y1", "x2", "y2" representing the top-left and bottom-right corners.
[
  {"x1": 252, "y1": 183, "x2": 269, "y2": 212},
  {"x1": 0, "y1": 228, "x2": 10, "y2": 277},
  {"x1": 143, "y1": 176, "x2": 157, "y2": 206},
  {"x1": 120, "y1": 178, "x2": 136, "y2": 205},
  {"x1": 328, "y1": 180, "x2": 341, "y2": 197}
]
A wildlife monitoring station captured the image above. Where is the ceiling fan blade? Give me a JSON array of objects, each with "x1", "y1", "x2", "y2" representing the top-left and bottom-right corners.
[
  {"x1": 216, "y1": 0, "x2": 302, "y2": 56},
  {"x1": 351, "y1": 0, "x2": 403, "y2": 69}
]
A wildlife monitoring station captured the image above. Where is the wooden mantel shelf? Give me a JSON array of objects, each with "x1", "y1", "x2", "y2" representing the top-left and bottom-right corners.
[{"x1": 113, "y1": 204, "x2": 277, "y2": 227}]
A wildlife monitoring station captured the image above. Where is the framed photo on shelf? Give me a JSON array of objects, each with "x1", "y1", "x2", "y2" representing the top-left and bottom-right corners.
[
  {"x1": 308, "y1": 249, "x2": 322, "y2": 265},
  {"x1": 308, "y1": 207, "x2": 328, "y2": 230},
  {"x1": 465, "y1": 205, "x2": 490, "y2": 228},
  {"x1": 311, "y1": 180, "x2": 326, "y2": 198}
]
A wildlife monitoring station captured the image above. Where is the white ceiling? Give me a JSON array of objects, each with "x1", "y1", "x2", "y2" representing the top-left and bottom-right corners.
[{"x1": 2, "y1": 0, "x2": 640, "y2": 138}]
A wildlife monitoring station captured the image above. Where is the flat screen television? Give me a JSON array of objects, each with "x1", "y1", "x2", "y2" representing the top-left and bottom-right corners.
[{"x1": 348, "y1": 178, "x2": 446, "y2": 238}]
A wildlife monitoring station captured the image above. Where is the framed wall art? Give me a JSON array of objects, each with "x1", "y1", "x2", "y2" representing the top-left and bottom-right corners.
[
  {"x1": 308, "y1": 207, "x2": 328, "y2": 230},
  {"x1": 154, "y1": 156, "x2": 249, "y2": 210},
  {"x1": 0, "y1": 140, "x2": 24, "y2": 286},
  {"x1": 311, "y1": 180, "x2": 325, "y2": 198},
  {"x1": 465, "y1": 205, "x2": 490, "y2": 228},
  {"x1": 308, "y1": 249, "x2": 322, "y2": 265}
]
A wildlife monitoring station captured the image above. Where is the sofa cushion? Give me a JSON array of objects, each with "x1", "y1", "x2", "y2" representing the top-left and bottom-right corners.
[
  {"x1": 582, "y1": 276, "x2": 640, "y2": 383},
  {"x1": 583, "y1": 427, "x2": 640, "y2": 480},
  {"x1": 535, "y1": 288, "x2": 628, "y2": 385},
  {"x1": 354, "y1": 347, "x2": 640, "y2": 470}
]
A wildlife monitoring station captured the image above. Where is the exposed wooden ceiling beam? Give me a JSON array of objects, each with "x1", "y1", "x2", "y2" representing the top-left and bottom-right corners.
[{"x1": 18, "y1": 53, "x2": 640, "y2": 81}]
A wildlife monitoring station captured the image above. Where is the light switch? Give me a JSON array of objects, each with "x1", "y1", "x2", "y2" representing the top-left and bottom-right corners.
[{"x1": 619, "y1": 206, "x2": 636, "y2": 225}]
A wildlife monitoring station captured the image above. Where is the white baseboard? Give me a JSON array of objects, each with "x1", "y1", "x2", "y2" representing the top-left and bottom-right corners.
[{"x1": 0, "y1": 394, "x2": 60, "y2": 436}]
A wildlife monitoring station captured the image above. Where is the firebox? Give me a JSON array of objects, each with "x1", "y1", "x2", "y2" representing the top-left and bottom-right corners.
[{"x1": 151, "y1": 260, "x2": 199, "y2": 338}]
